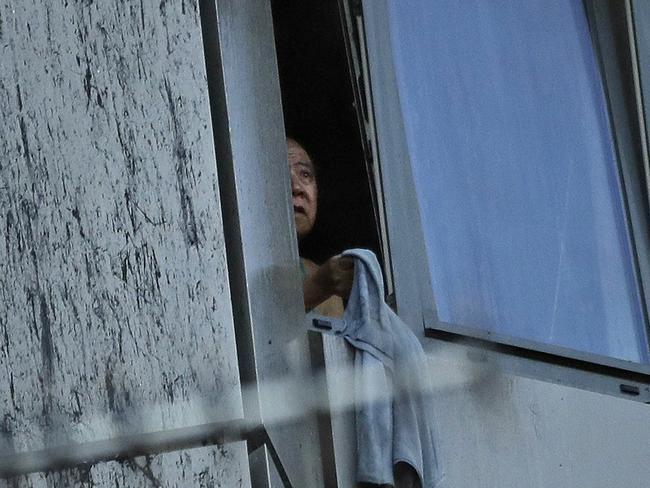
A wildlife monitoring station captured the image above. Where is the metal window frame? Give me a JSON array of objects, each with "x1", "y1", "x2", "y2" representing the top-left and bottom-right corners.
[
  {"x1": 200, "y1": 0, "x2": 333, "y2": 486},
  {"x1": 628, "y1": 0, "x2": 650, "y2": 210},
  {"x1": 337, "y1": 0, "x2": 396, "y2": 301},
  {"x1": 584, "y1": 0, "x2": 650, "y2": 364},
  {"x1": 358, "y1": 0, "x2": 650, "y2": 403},
  {"x1": 625, "y1": 0, "x2": 650, "y2": 339}
]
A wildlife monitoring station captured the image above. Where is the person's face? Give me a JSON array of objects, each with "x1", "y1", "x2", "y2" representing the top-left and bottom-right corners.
[{"x1": 287, "y1": 139, "x2": 318, "y2": 239}]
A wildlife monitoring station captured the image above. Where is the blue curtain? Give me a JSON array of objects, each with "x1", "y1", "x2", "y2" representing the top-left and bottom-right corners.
[{"x1": 387, "y1": 0, "x2": 649, "y2": 363}]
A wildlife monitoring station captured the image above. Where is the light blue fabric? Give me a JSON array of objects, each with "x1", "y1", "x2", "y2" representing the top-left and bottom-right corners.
[
  {"x1": 312, "y1": 249, "x2": 442, "y2": 487},
  {"x1": 384, "y1": 0, "x2": 648, "y2": 363}
]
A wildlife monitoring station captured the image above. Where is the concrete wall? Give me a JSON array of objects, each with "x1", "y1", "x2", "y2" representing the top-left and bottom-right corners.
[
  {"x1": 0, "y1": 444, "x2": 249, "y2": 488},
  {"x1": 0, "y1": 0, "x2": 247, "y2": 485},
  {"x1": 423, "y1": 340, "x2": 650, "y2": 488}
]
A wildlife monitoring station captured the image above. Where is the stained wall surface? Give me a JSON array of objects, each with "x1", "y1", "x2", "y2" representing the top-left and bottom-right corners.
[
  {"x1": 0, "y1": 443, "x2": 250, "y2": 488},
  {"x1": 0, "y1": 0, "x2": 245, "y2": 481}
]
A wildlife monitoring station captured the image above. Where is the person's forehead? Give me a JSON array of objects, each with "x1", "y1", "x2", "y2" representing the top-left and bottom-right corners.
[
  {"x1": 289, "y1": 160, "x2": 315, "y2": 173},
  {"x1": 287, "y1": 141, "x2": 313, "y2": 167}
]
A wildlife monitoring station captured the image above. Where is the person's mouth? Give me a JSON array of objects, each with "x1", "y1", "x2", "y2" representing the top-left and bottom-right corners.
[{"x1": 293, "y1": 204, "x2": 306, "y2": 215}]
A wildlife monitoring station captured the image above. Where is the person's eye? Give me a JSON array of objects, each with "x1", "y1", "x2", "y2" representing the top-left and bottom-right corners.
[{"x1": 301, "y1": 170, "x2": 313, "y2": 181}]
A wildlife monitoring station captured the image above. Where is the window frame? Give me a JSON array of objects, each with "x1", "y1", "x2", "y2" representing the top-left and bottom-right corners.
[
  {"x1": 351, "y1": 0, "x2": 650, "y2": 402},
  {"x1": 201, "y1": 0, "x2": 331, "y2": 485}
]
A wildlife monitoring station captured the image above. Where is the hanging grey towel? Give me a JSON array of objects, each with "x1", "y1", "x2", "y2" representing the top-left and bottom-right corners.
[{"x1": 310, "y1": 249, "x2": 443, "y2": 488}]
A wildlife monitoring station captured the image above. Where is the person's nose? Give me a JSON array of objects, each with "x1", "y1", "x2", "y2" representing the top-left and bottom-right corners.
[{"x1": 290, "y1": 170, "x2": 304, "y2": 196}]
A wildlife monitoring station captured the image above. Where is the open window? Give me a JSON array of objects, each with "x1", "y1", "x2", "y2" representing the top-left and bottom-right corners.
[
  {"x1": 348, "y1": 0, "x2": 650, "y2": 400},
  {"x1": 270, "y1": 0, "x2": 387, "y2": 291},
  {"x1": 268, "y1": 4, "x2": 393, "y2": 485}
]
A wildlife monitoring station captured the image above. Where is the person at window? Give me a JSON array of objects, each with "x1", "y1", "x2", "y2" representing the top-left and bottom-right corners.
[
  {"x1": 287, "y1": 137, "x2": 354, "y2": 317},
  {"x1": 288, "y1": 138, "x2": 427, "y2": 488}
]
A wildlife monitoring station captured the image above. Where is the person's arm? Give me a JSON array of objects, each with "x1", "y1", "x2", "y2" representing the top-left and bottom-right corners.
[{"x1": 302, "y1": 255, "x2": 354, "y2": 312}]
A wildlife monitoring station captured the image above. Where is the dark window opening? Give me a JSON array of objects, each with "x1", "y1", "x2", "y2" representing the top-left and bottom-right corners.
[{"x1": 271, "y1": 0, "x2": 381, "y2": 267}]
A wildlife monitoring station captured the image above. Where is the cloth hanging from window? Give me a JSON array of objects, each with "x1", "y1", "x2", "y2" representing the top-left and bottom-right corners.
[{"x1": 310, "y1": 249, "x2": 443, "y2": 488}]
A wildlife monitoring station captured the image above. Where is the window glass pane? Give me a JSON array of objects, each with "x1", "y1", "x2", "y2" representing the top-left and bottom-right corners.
[{"x1": 386, "y1": 0, "x2": 649, "y2": 363}]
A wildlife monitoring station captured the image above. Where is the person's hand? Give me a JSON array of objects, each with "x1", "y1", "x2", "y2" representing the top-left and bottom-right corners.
[
  {"x1": 313, "y1": 254, "x2": 354, "y2": 299},
  {"x1": 302, "y1": 255, "x2": 354, "y2": 311}
]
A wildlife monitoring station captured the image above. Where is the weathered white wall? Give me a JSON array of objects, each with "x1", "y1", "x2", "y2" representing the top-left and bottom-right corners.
[
  {"x1": 424, "y1": 341, "x2": 650, "y2": 488},
  {"x1": 0, "y1": 0, "x2": 246, "y2": 484},
  {"x1": 0, "y1": 443, "x2": 250, "y2": 488}
]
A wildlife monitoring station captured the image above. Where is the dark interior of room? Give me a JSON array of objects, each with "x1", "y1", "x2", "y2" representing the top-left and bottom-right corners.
[{"x1": 271, "y1": 0, "x2": 381, "y2": 265}]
